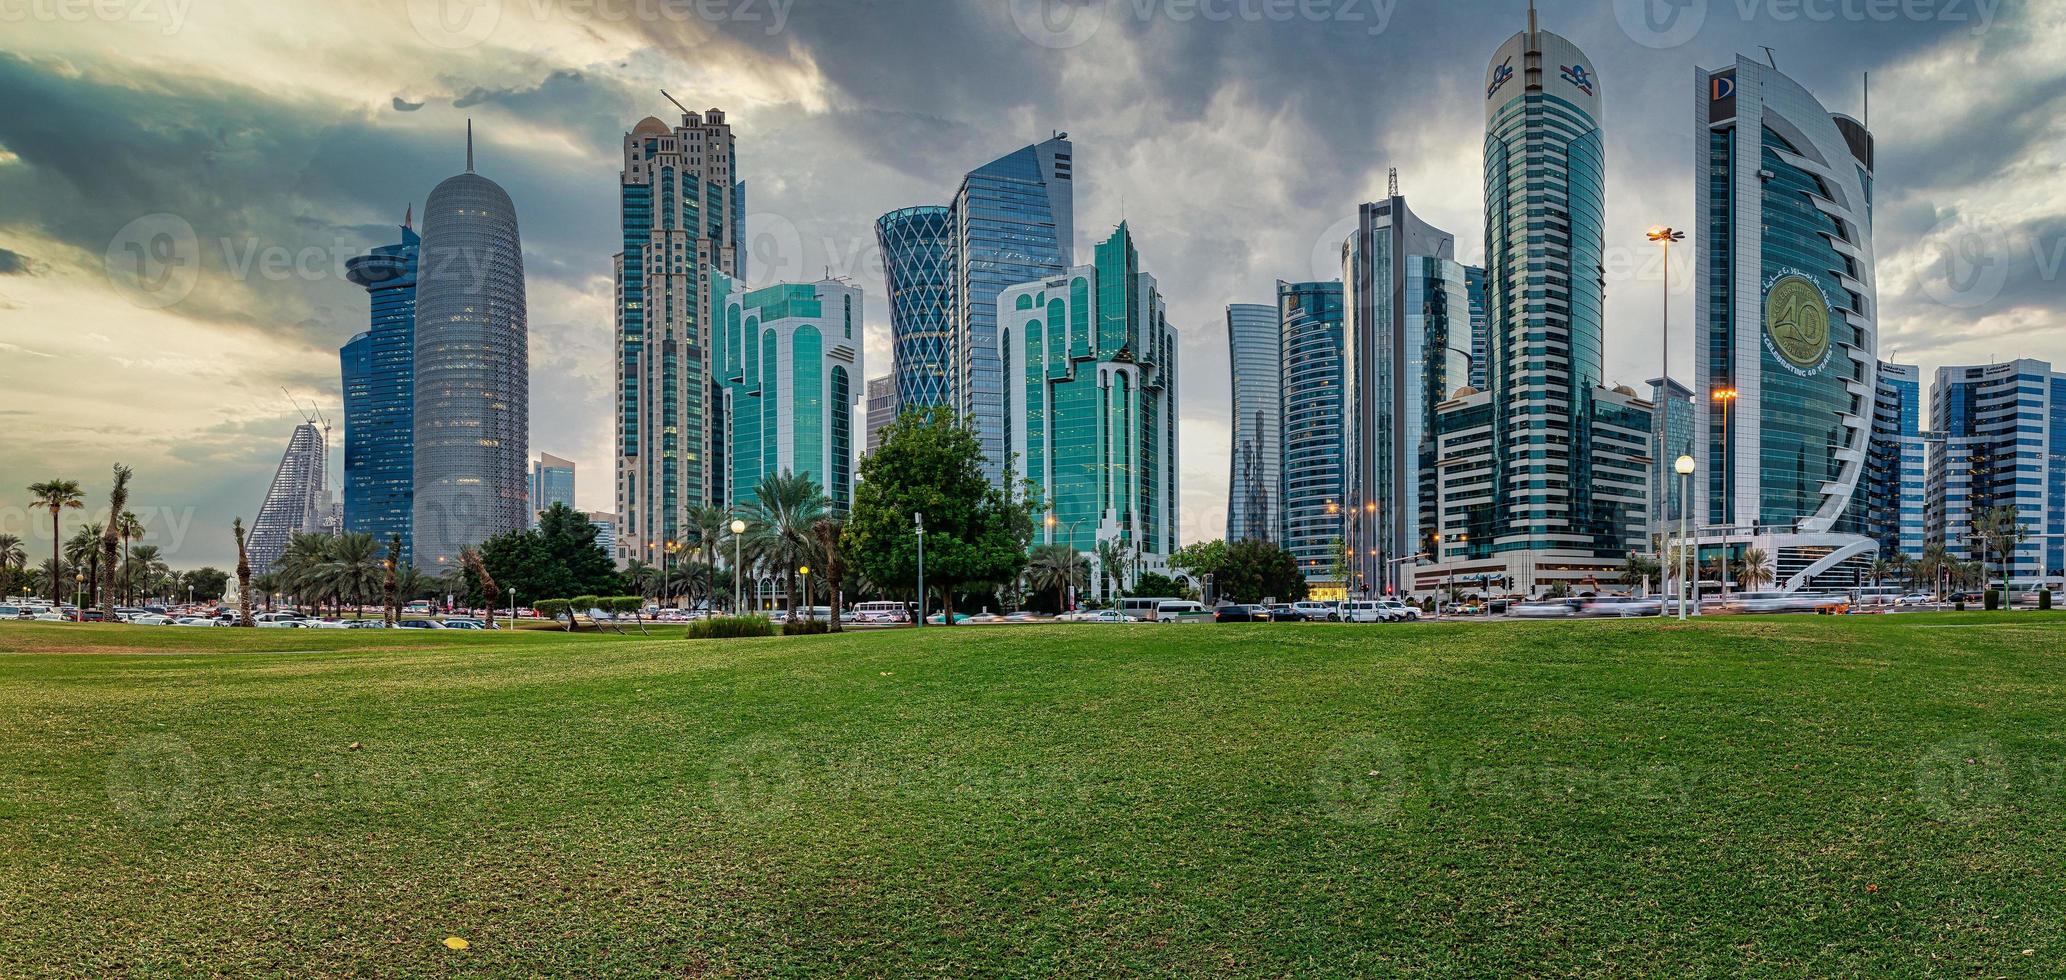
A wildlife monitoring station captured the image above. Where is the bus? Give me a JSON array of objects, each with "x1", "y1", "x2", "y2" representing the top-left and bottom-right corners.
[
  {"x1": 851, "y1": 600, "x2": 911, "y2": 624},
  {"x1": 1850, "y1": 585, "x2": 1903, "y2": 607}
]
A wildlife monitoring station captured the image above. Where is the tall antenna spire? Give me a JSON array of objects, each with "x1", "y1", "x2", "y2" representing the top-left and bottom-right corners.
[
  {"x1": 403, "y1": 203, "x2": 413, "y2": 230},
  {"x1": 1527, "y1": 0, "x2": 1536, "y2": 34},
  {"x1": 1388, "y1": 167, "x2": 1399, "y2": 198},
  {"x1": 465, "y1": 118, "x2": 474, "y2": 173}
]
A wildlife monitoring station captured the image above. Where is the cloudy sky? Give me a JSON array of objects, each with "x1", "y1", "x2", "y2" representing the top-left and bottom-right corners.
[{"x1": 1, "y1": 0, "x2": 2059, "y2": 569}]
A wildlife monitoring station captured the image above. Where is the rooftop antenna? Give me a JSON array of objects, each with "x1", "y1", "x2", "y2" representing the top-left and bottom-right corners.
[
  {"x1": 403, "y1": 203, "x2": 413, "y2": 231},
  {"x1": 1388, "y1": 167, "x2": 1399, "y2": 198},
  {"x1": 1527, "y1": 0, "x2": 1536, "y2": 34},
  {"x1": 465, "y1": 118, "x2": 474, "y2": 173},
  {"x1": 661, "y1": 89, "x2": 692, "y2": 118},
  {"x1": 1862, "y1": 71, "x2": 1870, "y2": 131},
  {"x1": 1761, "y1": 45, "x2": 1778, "y2": 69}
]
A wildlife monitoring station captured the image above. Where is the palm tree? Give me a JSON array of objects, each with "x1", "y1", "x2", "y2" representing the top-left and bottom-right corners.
[
  {"x1": 1736, "y1": 546, "x2": 1773, "y2": 591},
  {"x1": 321, "y1": 532, "x2": 384, "y2": 616},
  {"x1": 274, "y1": 532, "x2": 336, "y2": 614},
  {"x1": 1916, "y1": 542, "x2": 1949, "y2": 596},
  {"x1": 65, "y1": 522, "x2": 103, "y2": 608},
  {"x1": 740, "y1": 471, "x2": 831, "y2": 618},
  {"x1": 116, "y1": 509, "x2": 143, "y2": 604},
  {"x1": 624, "y1": 558, "x2": 658, "y2": 599},
  {"x1": 1868, "y1": 558, "x2": 1891, "y2": 589},
  {"x1": 1619, "y1": 553, "x2": 1661, "y2": 592},
  {"x1": 382, "y1": 534, "x2": 403, "y2": 626},
  {"x1": 97, "y1": 464, "x2": 133, "y2": 620},
  {"x1": 0, "y1": 533, "x2": 24, "y2": 594},
  {"x1": 233, "y1": 517, "x2": 254, "y2": 626},
  {"x1": 459, "y1": 546, "x2": 498, "y2": 629},
  {"x1": 125, "y1": 545, "x2": 168, "y2": 604},
  {"x1": 811, "y1": 515, "x2": 847, "y2": 632},
  {"x1": 1096, "y1": 539, "x2": 1127, "y2": 599},
  {"x1": 27, "y1": 479, "x2": 84, "y2": 601},
  {"x1": 1026, "y1": 543, "x2": 1089, "y2": 611},
  {"x1": 1887, "y1": 551, "x2": 1914, "y2": 590}
]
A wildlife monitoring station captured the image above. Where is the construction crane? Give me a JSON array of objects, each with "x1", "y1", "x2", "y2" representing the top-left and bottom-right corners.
[{"x1": 283, "y1": 387, "x2": 331, "y2": 443}]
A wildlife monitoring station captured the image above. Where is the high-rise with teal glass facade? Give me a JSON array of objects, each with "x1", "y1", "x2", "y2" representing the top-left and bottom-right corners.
[
  {"x1": 615, "y1": 106, "x2": 739, "y2": 566},
  {"x1": 1694, "y1": 57, "x2": 1879, "y2": 591},
  {"x1": 998, "y1": 223, "x2": 1177, "y2": 595},
  {"x1": 342, "y1": 214, "x2": 417, "y2": 564},
  {"x1": 713, "y1": 275, "x2": 863, "y2": 511},
  {"x1": 1647, "y1": 377, "x2": 1695, "y2": 530},
  {"x1": 1277, "y1": 279, "x2": 1347, "y2": 592},
  {"x1": 1342, "y1": 194, "x2": 1471, "y2": 596}
]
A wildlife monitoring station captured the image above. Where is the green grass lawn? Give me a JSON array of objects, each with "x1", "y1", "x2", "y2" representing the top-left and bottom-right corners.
[{"x1": 4, "y1": 614, "x2": 2066, "y2": 976}]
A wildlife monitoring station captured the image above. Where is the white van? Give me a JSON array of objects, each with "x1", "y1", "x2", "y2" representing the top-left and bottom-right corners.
[
  {"x1": 1333, "y1": 600, "x2": 1387, "y2": 623},
  {"x1": 1118, "y1": 597, "x2": 1180, "y2": 622},
  {"x1": 1153, "y1": 600, "x2": 1207, "y2": 623}
]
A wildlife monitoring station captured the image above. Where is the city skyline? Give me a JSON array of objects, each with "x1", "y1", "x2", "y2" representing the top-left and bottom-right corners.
[{"x1": 2, "y1": 1, "x2": 2060, "y2": 569}]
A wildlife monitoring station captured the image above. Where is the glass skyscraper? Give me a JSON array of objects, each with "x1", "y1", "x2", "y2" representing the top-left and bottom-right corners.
[
  {"x1": 876, "y1": 205, "x2": 956, "y2": 412},
  {"x1": 530, "y1": 453, "x2": 575, "y2": 522},
  {"x1": 341, "y1": 215, "x2": 416, "y2": 563},
  {"x1": 1464, "y1": 265, "x2": 1488, "y2": 392},
  {"x1": 249, "y1": 422, "x2": 329, "y2": 574},
  {"x1": 954, "y1": 136, "x2": 1073, "y2": 485},
  {"x1": 999, "y1": 223, "x2": 1178, "y2": 595},
  {"x1": 1277, "y1": 280, "x2": 1346, "y2": 593},
  {"x1": 1342, "y1": 194, "x2": 1470, "y2": 595},
  {"x1": 713, "y1": 275, "x2": 864, "y2": 511},
  {"x1": 1225, "y1": 303, "x2": 1280, "y2": 543},
  {"x1": 412, "y1": 125, "x2": 528, "y2": 569},
  {"x1": 1647, "y1": 377, "x2": 1695, "y2": 531},
  {"x1": 1694, "y1": 57, "x2": 1879, "y2": 590},
  {"x1": 1926, "y1": 360, "x2": 2065, "y2": 588},
  {"x1": 615, "y1": 106, "x2": 739, "y2": 567},
  {"x1": 1860, "y1": 361, "x2": 1926, "y2": 561},
  {"x1": 1482, "y1": 6, "x2": 1610, "y2": 557}
]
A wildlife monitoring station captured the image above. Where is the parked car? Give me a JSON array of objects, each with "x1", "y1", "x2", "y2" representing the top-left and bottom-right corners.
[
  {"x1": 1265, "y1": 603, "x2": 1306, "y2": 622},
  {"x1": 441, "y1": 618, "x2": 488, "y2": 630},
  {"x1": 0, "y1": 605, "x2": 23, "y2": 620},
  {"x1": 127, "y1": 613, "x2": 176, "y2": 626},
  {"x1": 1290, "y1": 601, "x2": 1335, "y2": 621},
  {"x1": 1213, "y1": 604, "x2": 1269, "y2": 623},
  {"x1": 1077, "y1": 609, "x2": 1132, "y2": 623},
  {"x1": 173, "y1": 616, "x2": 222, "y2": 627},
  {"x1": 1895, "y1": 593, "x2": 1934, "y2": 606},
  {"x1": 394, "y1": 619, "x2": 444, "y2": 630},
  {"x1": 1376, "y1": 599, "x2": 1421, "y2": 621},
  {"x1": 64, "y1": 609, "x2": 107, "y2": 622}
]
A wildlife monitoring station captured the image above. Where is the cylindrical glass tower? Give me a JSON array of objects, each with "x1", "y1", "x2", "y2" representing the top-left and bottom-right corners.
[{"x1": 412, "y1": 140, "x2": 528, "y2": 570}]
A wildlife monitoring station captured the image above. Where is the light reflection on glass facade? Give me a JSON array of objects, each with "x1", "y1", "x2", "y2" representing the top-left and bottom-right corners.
[
  {"x1": 876, "y1": 205, "x2": 956, "y2": 413},
  {"x1": 1225, "y1": 303, "x2": 1280, "y2": 543},
  {"x1": 342, "y1": 218, "x2": 417, "y2": 564},
  {"x1": 1277, "y1": 280, "x2": 1345, "y2": 590},
  {"x1": 1000, "y1": 223, "x2": 1177, "y2": 595}
]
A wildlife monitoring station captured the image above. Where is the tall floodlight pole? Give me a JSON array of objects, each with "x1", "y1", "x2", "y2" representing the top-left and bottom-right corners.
[{"x1": 1648, "y1": 226, "x2": 1685, "y2": 589}]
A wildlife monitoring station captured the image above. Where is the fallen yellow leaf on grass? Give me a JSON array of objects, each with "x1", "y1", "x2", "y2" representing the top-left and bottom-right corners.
[{"x1": 443, "y1": 937, "x2": 470, "y2": 950}]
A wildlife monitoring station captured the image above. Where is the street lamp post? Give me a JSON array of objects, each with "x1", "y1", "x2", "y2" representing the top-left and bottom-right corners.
[
  {"x1": 800, "y1": 565, "x2": 812, "y2": 621},
  {"x1": 1711, "y1": 386, "x2": 1738, "y2": 607},
  {"x1": 1648, "y1": 227, "x2": 1685, "y2": 571},
  {"x1": 1674, "y1": 454, "x2": 1696, "y2": 620},
  {"x1": 914, "y1": 512, "x2": 926, "y2": 627},
  {"x1": 729, "y1": 518, "x2": 747, "y2": 613},
  {"x1": 73, "y1": 573, "x2": 85, "y2": 614}
]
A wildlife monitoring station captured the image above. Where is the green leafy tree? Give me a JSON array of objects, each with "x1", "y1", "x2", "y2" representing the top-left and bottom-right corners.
[
  {"x1": 1168, "y1": 539, "x2": 1229, "y2": 579},
  {"x1": 1127, "y1": 571, "x2": 1191, "y2": 600},
  {"x1": 1215, "y1": 539, "x2": 1308, "y2": 604},
  {"x1": 477, "y1": 503, "x2": 625, "y2": 604},
  {"x1": 181, "y1": 566, "x2": 229, "y2": 604},
  {"x1": 65, "y1": 521, "x2": 103, "y2": 607},
  {"x1": 846, "y1": 407, "x2": 1029, "y2": 624},
  {"x1": 0, "y1": 533, "x2": 26, "y2": 595}
]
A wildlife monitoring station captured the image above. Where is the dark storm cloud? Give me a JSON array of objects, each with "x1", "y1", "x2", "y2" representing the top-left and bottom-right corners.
[
  {"x1": 0, "y1": 247, "x2": 33, "y2": 274},
  {"x1": 393, "y1": 96, "x2": 425, "y2": 111}
]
